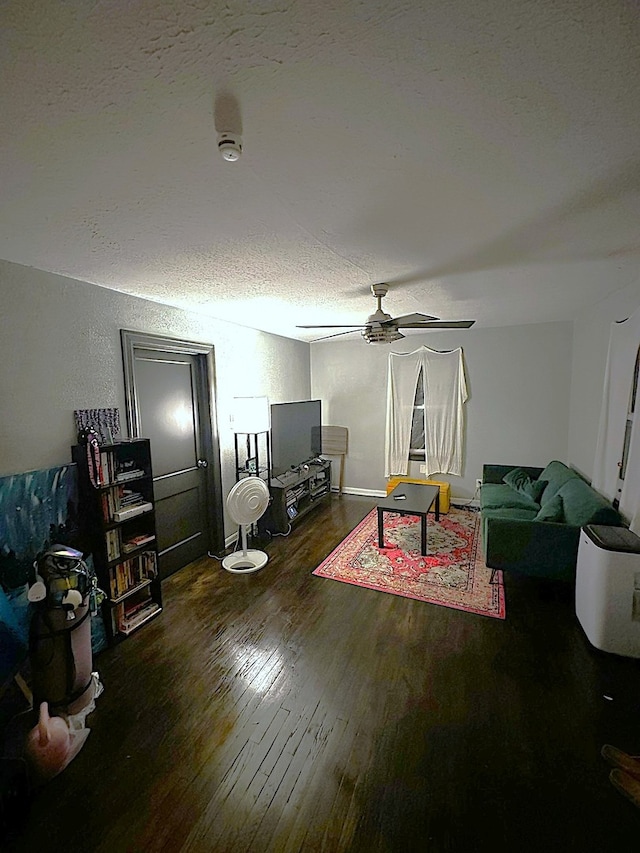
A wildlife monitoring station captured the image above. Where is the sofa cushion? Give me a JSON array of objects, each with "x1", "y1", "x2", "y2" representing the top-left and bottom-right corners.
[
  {"x1": 534, "y1": 494, "x2": 564, "y2": 522},
  {"x1": 481, "y1": 483, "x2": 541, "y2": 511},
  {"x1": 557, "y1": 478, "x2": 622, "y2": 527},
  {"x1": 481, "y1": 505, "x2": 539, "y2": 550},
  {"x1": 538, "y1": 460, "x2": 580, "y2": 505},
  {"x1": 482, "y1": 506, "x2": 539, "y2": 522},
  {"x1": 503, "y1": 467, "x2": 548, "y2": 503}
]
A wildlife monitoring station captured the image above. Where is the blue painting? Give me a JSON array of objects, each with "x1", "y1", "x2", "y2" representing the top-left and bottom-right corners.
[
  {"x1": 0, "y1": 464, "x2": 106, "y2": 674},
  {"x1": 0, "y1": 464, "x2": 80, "y2": 590}
]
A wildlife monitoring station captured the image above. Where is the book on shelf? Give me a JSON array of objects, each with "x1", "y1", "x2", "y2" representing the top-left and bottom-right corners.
[
  {"x1": 105, "y1": 528, "x2": 120, "y2": 561},
  {"x1": 116, "y1": 599, "x2": 161, "y2": 634},
  {"x1": 98, "y1": 451, "x2": 115, "y2": 485},
  {"x1": 116, "y1": 457, "x2": 146, "y2": 479},
  {"x1": 101, "y1": 481, "x2": 152, "y2": 517},
  {"x1": 109, "y1": 551, "x2": 158, "y2": 599},
  {"x1": 115, "y1": 469, "x2": 145, "y2": 483},
  {"x1": 113, "y1": 501, "x2": 153, "y2": 522},
  {"x1": 119, "y1": 489, "x2": 144, "y2": 506},
  {"x1": 95, "y1": 451, "x2": 145, "y2": 486},
  {"x1": 122, "y1": 533, "x2": 156, "y2": 553}
]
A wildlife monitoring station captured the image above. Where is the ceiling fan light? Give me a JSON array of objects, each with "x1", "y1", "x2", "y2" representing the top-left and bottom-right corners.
[
  {"x1": 299, "y1": 282, "x2": 475, "y2": 342},
  {"x1": 361, "y1": 325, "x2": 404, "y2": 344}
]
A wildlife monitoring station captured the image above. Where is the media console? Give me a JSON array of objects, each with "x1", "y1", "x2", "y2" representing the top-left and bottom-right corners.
[{"x1": 265, "y1": 458, "x2": 332, "y2": 534}]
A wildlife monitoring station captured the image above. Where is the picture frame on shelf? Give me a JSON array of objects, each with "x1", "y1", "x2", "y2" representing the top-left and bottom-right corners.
[{"x1": 74, "y1": 408, "x2": 121, "y2": 446}]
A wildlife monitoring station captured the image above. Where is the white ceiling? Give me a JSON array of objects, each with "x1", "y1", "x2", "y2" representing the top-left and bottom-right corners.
[{"x1": 1, "y1": 0, "x2": 639, "y2": 342}]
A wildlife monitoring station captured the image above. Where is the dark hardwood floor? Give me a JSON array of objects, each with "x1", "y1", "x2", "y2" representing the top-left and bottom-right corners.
[{"x1": 4, "y1": 494, "x2": 640, "y2": 852}]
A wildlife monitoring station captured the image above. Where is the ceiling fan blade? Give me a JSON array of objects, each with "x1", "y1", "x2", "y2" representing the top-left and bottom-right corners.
[
  {"x1": 308, "y1": 329, "x2": 363, "y2": 342},
  {"x1": 383, "y1": 312, "x2": 439, "y2": 325},
  {"x1": 296, "y1": 325, "x2": 364, "y2": 329},
  {"x1": 398, "y1": 320, "x2": 476, "y2": 329}
]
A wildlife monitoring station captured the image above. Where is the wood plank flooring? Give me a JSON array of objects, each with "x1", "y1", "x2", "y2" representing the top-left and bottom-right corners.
[{"x1": 4, "y1": 494, "x2": 640, "y2": 852}]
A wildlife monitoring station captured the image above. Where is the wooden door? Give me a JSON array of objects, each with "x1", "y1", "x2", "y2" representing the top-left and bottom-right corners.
[{"x1": 121, "y1": 331, "x2": 224, "y2": 579}]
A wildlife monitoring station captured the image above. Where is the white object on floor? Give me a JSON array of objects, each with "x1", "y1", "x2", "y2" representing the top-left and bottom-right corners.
[
  {"x1": 24, "y1": 702, "x2": 85, "y2": 783},
  {"x1": 576, "y1": 525, "x2": 640, "y2": 658},
  {"x1": 222, "y1": 477, "x2": 270, "y2": 573}
]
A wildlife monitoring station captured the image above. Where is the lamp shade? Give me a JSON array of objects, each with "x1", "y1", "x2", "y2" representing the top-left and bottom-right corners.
[{"x1": 232, "y1": 396, "x2": 270, "y2": 434}]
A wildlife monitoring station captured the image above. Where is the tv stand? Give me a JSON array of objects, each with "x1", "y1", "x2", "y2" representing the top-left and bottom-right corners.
[{"x1": 266, "y1": 459, "x2": 331, "y2": 534}]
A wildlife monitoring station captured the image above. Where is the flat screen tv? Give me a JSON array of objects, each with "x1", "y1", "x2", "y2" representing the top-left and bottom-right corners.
[{"x1": 270, "y1": 400, "x2": 322, "y2": 477}]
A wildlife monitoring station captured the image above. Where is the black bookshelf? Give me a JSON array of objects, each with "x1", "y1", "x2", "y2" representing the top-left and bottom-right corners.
[{"x1": 72, "y1": 439, "x2": 162, "y2": 644}]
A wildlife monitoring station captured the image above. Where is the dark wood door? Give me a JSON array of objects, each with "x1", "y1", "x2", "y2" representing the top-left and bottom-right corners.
[{"x1": 121, "y1": 331, "x2": 224, "y2": 579}]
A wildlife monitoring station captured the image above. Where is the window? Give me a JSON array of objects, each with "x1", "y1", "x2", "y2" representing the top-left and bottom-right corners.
[
  {"x1": 615, "y1": 344, "x2": 640, "y2": 508},
  {"x1": 409, "y1": 368, "x2": 425, "y2": 461},
  {"x1": 386, "y1": 346, "x2": 467, "y2": 478}
]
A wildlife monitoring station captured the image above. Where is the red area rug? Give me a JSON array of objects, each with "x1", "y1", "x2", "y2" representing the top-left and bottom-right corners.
[{"x1": 313, "y1": 505, "x2": 505, "y2": 619}]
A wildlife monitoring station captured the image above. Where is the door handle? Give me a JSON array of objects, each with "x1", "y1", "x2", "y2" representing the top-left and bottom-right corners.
[{"x1": 197, "y1": 459, "x2": 208, "y2": 469}]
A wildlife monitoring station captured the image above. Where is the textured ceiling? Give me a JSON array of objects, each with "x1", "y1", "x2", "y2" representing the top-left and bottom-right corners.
[{"x1": 1, "y1": 0, "x2": 639, "y2": 341}]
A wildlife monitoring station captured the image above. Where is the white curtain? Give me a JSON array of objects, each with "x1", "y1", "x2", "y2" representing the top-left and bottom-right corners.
[
  {"x1": 593, "y1": 305, "x2": 640, "y2": 533},
  {"x1": 385, "y1": 349, "x2": 423, "y2": 476},
  {"x1": 385, "y1": 346, "x2": 468, "y2": 478}
]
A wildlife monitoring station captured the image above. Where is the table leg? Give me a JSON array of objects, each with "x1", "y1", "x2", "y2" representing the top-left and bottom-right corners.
[
  {"x1": 435, "y1": 490, "x2": 440, "y2": 521},
  {"x1": 421, "y1": 513, "x2": 427, "y2": 556},
  {"x1": 378, "y1": 508, "x2": 384, "y2": 548}
]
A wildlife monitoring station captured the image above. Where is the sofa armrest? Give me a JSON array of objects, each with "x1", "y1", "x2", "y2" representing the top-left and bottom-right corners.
[
  {"x1": 482, "y1": 464, "x2": 545, "y2": 485},
  {"x1": 484, "y1": 517, "x2": 580, "y2": 580}
]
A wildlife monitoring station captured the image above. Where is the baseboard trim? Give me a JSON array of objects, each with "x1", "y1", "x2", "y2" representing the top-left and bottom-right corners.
[
  {"x1": 453, "y1": 498, "x2": 481, "y2": 508},
  {"x1": 336, "y1": 487, "x2": 480, "y2": 508},
  {"x1": 337, "y1": 487, "x2": 386, "y2": 497}
]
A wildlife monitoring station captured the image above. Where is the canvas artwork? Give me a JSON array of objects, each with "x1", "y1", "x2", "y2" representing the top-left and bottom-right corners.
[
  {"x1": 0, "y1": 465, "x2": 80, "y2": 589},
  {"x1": 0, "y1": 464, "x2": 107, "y2": 659},
  {"x1": 74, "y1": 408, "x2": 121, "y2": 445},
  {"x1": 1, "y1": 465, "x2": 82, "y2": 688}
]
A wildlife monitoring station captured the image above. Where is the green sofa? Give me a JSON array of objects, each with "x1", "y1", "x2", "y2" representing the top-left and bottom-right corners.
[{"x1": 481, "y1": 460, "x2": 623, "y2": 581}]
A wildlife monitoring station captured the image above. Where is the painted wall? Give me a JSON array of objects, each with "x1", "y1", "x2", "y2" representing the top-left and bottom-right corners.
[
  {"x1": 568, "y1": 276, "x2": 640, "y2": 480},
  {"x1": 4, "y1": 255, "x2": 635, "y2": 524},
  {"x1": 0, "y1": 260, "x2": 311, "y2": 535},
  {"x1": 311, "y1": 322, "x2": 573, "y2": 498}
]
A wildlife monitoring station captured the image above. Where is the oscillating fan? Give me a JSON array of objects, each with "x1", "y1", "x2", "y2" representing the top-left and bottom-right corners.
[{"x1": 222, "y1": 476, "x2": 271, "y2": 573}]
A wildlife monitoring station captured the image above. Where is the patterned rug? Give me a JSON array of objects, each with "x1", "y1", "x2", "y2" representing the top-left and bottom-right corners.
[{"x1": 313, "y1": 505, "x2": 505, "y2": 619}]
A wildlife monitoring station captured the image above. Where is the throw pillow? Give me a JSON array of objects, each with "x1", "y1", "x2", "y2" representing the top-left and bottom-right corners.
[
  {"x1": 535, "y1": 494, "x2": 564, "y2": 522},
  {"x1": 503, "y1": 467, "x2": 547, "y2": 503}
]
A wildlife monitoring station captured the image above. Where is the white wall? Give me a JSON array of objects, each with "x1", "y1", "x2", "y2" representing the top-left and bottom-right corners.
[
  {"x1": 311, "y1": 322, "x2": 573, "y2": 498},
  {"x1": 568, "y1": 275, "x2": 640, "y2": 480},
  {"x1": 0, "y1": 260, "x2": 311, "y2": 530},
  {"x1": 5, "y1": 256, "x2": 635, "y2": 517}
]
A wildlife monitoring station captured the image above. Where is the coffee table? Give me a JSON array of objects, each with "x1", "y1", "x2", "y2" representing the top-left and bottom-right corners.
[{"x1": 377, "y1": 482, "x2": 440, "y2": 556}]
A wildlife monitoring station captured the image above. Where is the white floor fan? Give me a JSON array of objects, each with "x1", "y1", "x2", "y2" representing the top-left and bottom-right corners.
[{"x1": 222, "y1": 476, "x2": 270, "y2": 573}]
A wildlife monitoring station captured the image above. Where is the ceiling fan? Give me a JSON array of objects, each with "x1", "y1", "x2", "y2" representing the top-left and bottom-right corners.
[{"x1": 297, "y1": 284, "x2": 476, "y2": 343}]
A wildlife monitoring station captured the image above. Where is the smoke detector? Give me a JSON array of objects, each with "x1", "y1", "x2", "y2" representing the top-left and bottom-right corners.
[{"x1": 218, "y1": 132, "x2": 242, "y2": 162}]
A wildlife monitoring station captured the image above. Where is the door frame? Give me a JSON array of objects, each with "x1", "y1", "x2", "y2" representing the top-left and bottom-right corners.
[{"x1": 120, "y1": 329, "x2": 225, "y2": 557}]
